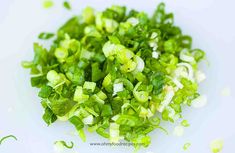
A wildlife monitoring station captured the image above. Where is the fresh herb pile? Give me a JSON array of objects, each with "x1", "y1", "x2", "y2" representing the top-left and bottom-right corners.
[{"x1": 22, "y1": 3, "x2": 205, "y2": 148}]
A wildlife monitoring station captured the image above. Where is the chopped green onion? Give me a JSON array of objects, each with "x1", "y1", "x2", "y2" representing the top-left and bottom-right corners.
[
  {"x1": 210, "y1": 139, "x2": 224, "y2": 153},
  {"x1": 83, "y1": 7, "x2": 95, "y2": 24},
  {"x1": 78, "y1": 129, "x2": 86, "y2": 142},
  {"x1": 82, "y1": 115, "x2": 94, "y2": 125},
  {"x1": 181, "y1": 120, "x2": 190, "y2": 127},
  {"x1": 63, "y1": 1, "x2": 71, "y2": 10},
  {"x1": 43, "y1": 0, "x2": 54, "y2": 9},
  {"x1": 109, "y1": 123, "x2": 120, "y2": 143},
  {"x1": 113, "y1": 83, "x2": 124, "y2": 95},
  {"x1": 38, "y1": 32, "x2": 54, "y2": 40},
  {"x1": 69, "y1": 116, "x2": 84, "y2": 131},
  {"x1": 73, "y1": 86, "x2": 89, "y2": 102},
  {"x1": 83, "y1": 81, "x2": 96, "y2": 92},
  {"x1": 54, "y1": 48, "x2": 68, "y2": 62},
  {"x1": 0, "y1": 135, "x2": 17, "y2": 145},
  {"x1": 183, "y1": 142, "x2": 191, "y2": 151},
  {"x1": 54, "y1": 141, "x2": 74, "y2": 149},
  {"x1": 133, "y1": 82, "x2": 149, "y2": 103},
  {"x1": 22, "y1": 2, "x2": 206, "y2": 149}
]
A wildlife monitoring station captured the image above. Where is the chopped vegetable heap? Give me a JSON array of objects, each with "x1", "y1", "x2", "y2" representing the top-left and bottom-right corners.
[{"x1": 22, "y1": 3, "x2": 206, "y2": 148}]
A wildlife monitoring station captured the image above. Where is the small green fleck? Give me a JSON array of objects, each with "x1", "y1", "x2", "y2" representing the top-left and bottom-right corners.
[
  {"x1": 38, "y1": 32, "x2": 55, "y2": 40},
  {"x1": 54, "y1": 140, "x2": 74, "y2": 150},
  {"x1": 63, "y1": 1, "x2": 71, "y2": 10},
  {"x1": 181, "y1": 120, "x2": 190, "y2": 127},
  {"x1": 210, "y1": 139, "x2": 224, "y2": 153},
  {"x1": 43, "y1": 0, "x2": 54, "y2": 9},
  {"x1": 0, "y1": 135, "x2": 17, "y2": 145},
  {"x1": 183, "y1": 142, "x2": 191, "y2": 151}
]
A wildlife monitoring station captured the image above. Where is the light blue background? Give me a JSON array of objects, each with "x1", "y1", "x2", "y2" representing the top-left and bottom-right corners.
[{"x1": 0, "y1": 0, "x2": 234, "y2": 153}]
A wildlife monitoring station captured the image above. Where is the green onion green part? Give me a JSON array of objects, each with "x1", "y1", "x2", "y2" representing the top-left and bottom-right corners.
[
  {"x1": 181, "y1": 120, "x2": 190, "y2": 127},
  {"x1": 210, "y1": 139, "x2": 224, "y2": 153},
  {"x1": 38, "y1": 32, "x2": 55, "y2": 40},
  {"x1": 63, "y1": 1, "x2": 71, "y2": 10},
  {"x1": 54, "y1": 140, "x2": 74, "y2": 149},
  {"x1": 43, "y1": 0, "x2": 54, "y2": 9},
  {"x1": 183, "y1": 142, "x2": 191, "y2": 151},
  {"x1": 0, "y1": 135, "x2": 17, "y2": 145}
]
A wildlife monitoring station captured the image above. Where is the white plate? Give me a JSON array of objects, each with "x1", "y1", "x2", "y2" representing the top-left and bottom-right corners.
[{"x1": 0, "y1": 0, "x2": 235, "y2": 153}]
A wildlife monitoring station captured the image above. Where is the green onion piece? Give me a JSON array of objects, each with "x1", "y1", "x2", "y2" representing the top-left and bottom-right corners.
[
  {"x1": 102, "y1": 74, "x2": 112, "y2": 87},
  {"x1": 116, "y1": 115, "x2": 141, "y2": 127},
  {"x1": 109, "y1": 123, "x2": 120, "y2": 143},
  {"x1": 183, "y1": 142, "x2": 191, "y2": 150},
  {"x1": 210, "y1": 139, "x2": 224, "y2": 153},
  {"x1": 43, "y1": 0, "x2": 54, "y2": 9},
  {"x1": 181, "y1": 120, "x2": 190, "y2": 127},
  {"x1": 83, "y1": 81, "x2": 96, "y2": 92},
  {"x1": 120, "y1": 60, "x2": 137, "y2": 72},
  {"x1": 54, "y1": 48, "x2": 68, "y2": 62},
  {"x1": 38, "y1": 32, "x2": 54, "y2": 39},
  {"x1": 63, "y1": 1, "x2": 71, "y2": 10},
  {"x1": 0, "y1": 135, "x2": 17, "y2": 145},
  {"x1": 54, "y1": 141, "x2": 74, "y2": 149},
  {"x1": 69, "y1": 116, "x2": 84, "y2": 131},
  {"x1": 78, "y1": 129, "x2": 86, "y2": 142},
  {"x1": 82, "y1": 7, "x2": 95, "y2": 24},
  {"x1": 85, "y1": 106, "x2": 99, "y2": 117},
  {"x1": 96, "y1": 127, "x2": 109, "y2": 138},
  {"x1": 73, "y1": 86, "x2": 89, "y2": 102},
  {"x1": 96, "y1": 91, "x2": 107, "y2": 100},
  {"x1": 101, "y1": 105, "x2": 113, "y2": 117},
  {"x1": 87, "y1": 124, "x2": 98, "y2": 133},
  {"x1": 133, "y1": 82, "x2": 149, "y2": 103},
  {"x1": 21, "y1": 61, "x2": 34, "y2": 69}
]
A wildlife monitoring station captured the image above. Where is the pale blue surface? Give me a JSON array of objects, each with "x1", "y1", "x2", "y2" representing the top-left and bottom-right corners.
[{"x1": 0, "y1": 0, "x2": 235, "y2": 153}]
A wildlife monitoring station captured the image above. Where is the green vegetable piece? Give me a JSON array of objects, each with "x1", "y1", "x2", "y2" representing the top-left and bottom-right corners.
[
  {"x1": 21, "y1": 61, "x2": 34, "y2": 69},
  {"x1": 57, "y1": 17, "x2": 84, "y2": 39},
  {"x1": 102, "y1": 74, "x2": 112, "y2": 87},
  {"x1": 96, "y1": 91, "x2": 107, "y2": 100},
  {"x1": 210, "y1": 139, "x2": 224, "y2": 153},
  {"x1": 38, "y1": 32, "x2": 54, "y2": 39},
  {"x1": 54, "y1": 141, "x2": 74, "y2": 149},
  {"x1": 0, "y1": 135, "x2": 17, "y2": 145},
  {"x1": 116, "y1": 115, "x2": 142, "y2": 127},
  {"x1": 83, "y1": 81, "x2": 96, "y2": 92},
  {"x1": 78, "y1": 129, "x2": 86, "y2": 142},
  {"x1": 74, "y1": 86, "x2": 89, "y2": 102},
  {"x1": 133, "y1": 82, "x2": 149, "y2": 103},
  {"x1": 181, "y1": 120, "x2": 190, "y2": 127},
  {"x1": 55, "y1": 48, "x2": 68, "y2": 62},
  {"x1": 31, "y1": 75, "x2": 47, "y2": 88},
  {"x1": 43, "y1": 107, "x2": 57, "y2": 125},
  {"x1": 92, "y1": 63, "x2": 104, "y2": 82},
  {"x1": 82, "y1": 7, "x2": 95, "y2": 24},
  {"x1": 63, "y1": 1, "x2": 71, "y2": 10},
  {"x1": 96, "y1": 127, "x2": 110, "y2": 138},
  {"x1": 69, "y1": 116, "x2": 84, "y2": 131},
  {"x1": 38, "y1": 85, "x2": 53, "y2": 98},
  {"x1": 43, "y1": 0, "x2": 54, "y2": 9},
  {"x1": 183, "y1": 142, "x2": 191, "y2": 151},
  {"x1": 49, "y1": 97, "x2": 75, "y2": 116},
  {"x1": 101, "y1": 105, "x2": 113, "y2": 117}
]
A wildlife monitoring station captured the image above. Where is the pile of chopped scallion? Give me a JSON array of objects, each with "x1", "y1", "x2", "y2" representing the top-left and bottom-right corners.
[{"x1": 22, "y1": 3, "x2": 206, "y2": 149}]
